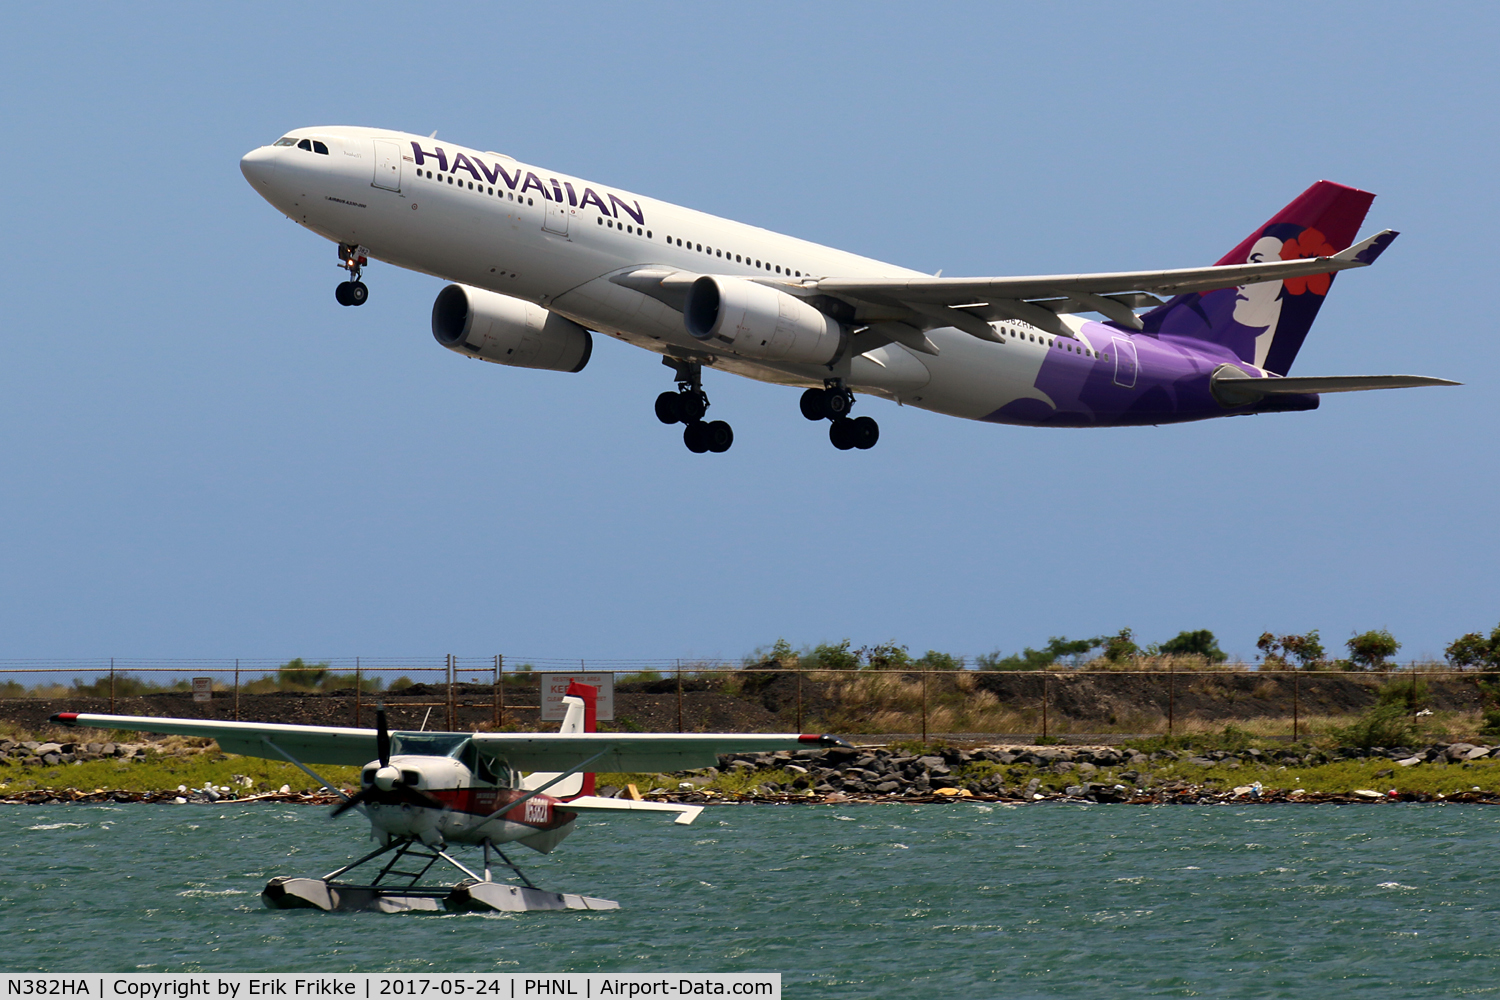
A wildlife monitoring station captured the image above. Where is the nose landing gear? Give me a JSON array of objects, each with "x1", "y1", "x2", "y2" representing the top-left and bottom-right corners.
[
  {"x1": 657, "y1": 359, "x2": 733, "y2": 453},
  {"x1": 335, "y1": 243, "x2": 370, "y2": 307},
  {"x1": 801, "y1": 381, "x2": 878, "y2": 450}
]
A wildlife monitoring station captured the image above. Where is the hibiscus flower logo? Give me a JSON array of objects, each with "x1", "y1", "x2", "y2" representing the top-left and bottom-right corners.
[{"x1": 1278, "y1": 227, "x2": 1336, "y2": 296}]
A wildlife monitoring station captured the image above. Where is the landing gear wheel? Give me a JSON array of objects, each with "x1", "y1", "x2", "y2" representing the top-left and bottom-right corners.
[
  {"x1": 824, "y1": 388, "x2": 853, "y2": 419},
  {"x1": 335, "y1": 281, "x2": 353, "y2": 306},
  {"x1": 347, "y1": 281, "x2": 368, "y2": 306},
  {"x1": 705, "y1": 420, "x2": 734, "y2": 453},
  {"x1": 850, "y1": 415, "x2": 879, "y2": 450},
  {"x1": 678, "y1": 390, "x2": 708, "y2": 423},
  {"x1": 655, "y1": 391, "x2": 683, "y2": 425},
  {"x1": 800, "y1": 388, "x2": 827, "y2": 421},
  {"x1": 683, "y1": 421, "x2": 711, "y2": 453},
  {"x1": 829, "y1": 418, "x2": 857, "y2": 451}
]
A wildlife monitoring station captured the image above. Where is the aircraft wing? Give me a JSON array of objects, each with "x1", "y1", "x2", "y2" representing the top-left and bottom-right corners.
[
  {"x1": 469, "y1": 732, "x2": 845, "y2": 772},
  {"x1": 50, "y1": 712, "x2": 846, "y2": 771},
  {"x1": 51, "y1": 713, "x2": 378, "y2": 766},
  {"x1": 617, "y1": 231, "x2": 1396, "y2": 342}
]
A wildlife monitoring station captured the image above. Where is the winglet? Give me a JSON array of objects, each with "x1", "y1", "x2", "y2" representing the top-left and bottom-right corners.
[
  {"x1": 1334, "y1": 229, "x2": 1399, "y2": 265},
  {"x1": 49, "y1": 713, "x2": 78, "y2": 726}
]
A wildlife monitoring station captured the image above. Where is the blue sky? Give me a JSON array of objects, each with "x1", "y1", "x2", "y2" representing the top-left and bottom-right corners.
[{"x1": 1, "y1": 4, "x2": 1495, "y2": 666}]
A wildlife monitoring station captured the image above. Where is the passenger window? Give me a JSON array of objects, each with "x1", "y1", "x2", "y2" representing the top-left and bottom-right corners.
[
  {"x1": 312, "y1": 141, "x2": 329, "y2": 155},
  {"x1": 296, "y1": 139, "x2": 312, "y2": 151},
  {"x1": 775, "y1": 265, "x2": 781, "y2": 273},
  {"x1": 716, "y1": 250, "x2": 722, "y2": 257},
  {"x1": 274, "y1": 137, "x2": 296, "y2": 147},
  {"x1": 697, "y1": 244, "x2": 702, "y2": 252},
  {"x1": 646, "y1": 231, "x2": 652, "y2": 238}
]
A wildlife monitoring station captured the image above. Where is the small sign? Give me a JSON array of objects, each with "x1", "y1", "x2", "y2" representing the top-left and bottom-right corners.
[
  {"x1": 539, "y1": 672, "x2": 614, "y2": 721},
  {"x1": 192, "y1": 677, "x2": 212, "y2": 703}
]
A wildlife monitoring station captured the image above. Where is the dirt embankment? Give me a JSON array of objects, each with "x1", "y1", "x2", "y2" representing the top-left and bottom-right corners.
[{"x1": 1, "y1": 671, "x2": 1486, "y2": 736}]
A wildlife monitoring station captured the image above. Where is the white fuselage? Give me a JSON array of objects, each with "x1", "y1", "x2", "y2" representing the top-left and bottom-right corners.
[{"x1": 239, "y1": 126, "x2": 1062, "y2": 421}]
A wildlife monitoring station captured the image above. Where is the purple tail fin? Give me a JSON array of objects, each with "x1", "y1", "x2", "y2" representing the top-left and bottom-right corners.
[{"x1": 1142, "y1": 181, "x2": 1375, "y2": 374}]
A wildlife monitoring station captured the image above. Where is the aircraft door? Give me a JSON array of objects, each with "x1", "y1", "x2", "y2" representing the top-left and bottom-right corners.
[
  {"x1": 1111, "y1": 336, "x2": 1138, "y2": 388},
  {"x1": 372, "y1": 140, "x2": 401, "y2": 192},
  {"x1": 543, "y1": 199, "x2": 569, "y2": 237}
]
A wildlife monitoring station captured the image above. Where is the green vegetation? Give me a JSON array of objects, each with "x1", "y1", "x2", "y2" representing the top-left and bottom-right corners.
[
  {"x1": 1157, "y1": 630, "x2": 1228, "y2": 664},
  {"x1": 1343, "y1": 630, "x2": 1402, "y2": 671},
  {"x1": 0, "y1": 749, "x2": 361, "y2": 794},
  {"x1": 1447, "y1": 622, "x2": 1500, "y2": 671}
]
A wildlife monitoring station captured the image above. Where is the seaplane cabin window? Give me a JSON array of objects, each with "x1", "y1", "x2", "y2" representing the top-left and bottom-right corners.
[
  {"x1": 312, "y1": 140, "x2": 329, "y2": 155},
  {"x1": 273, "y1": 137, "x2": 297, "y2": 147}
]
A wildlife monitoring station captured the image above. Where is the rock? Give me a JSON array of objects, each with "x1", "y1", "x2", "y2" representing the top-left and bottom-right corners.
[
  {"x1": 1129, "y1": 753, "x2": 1149, "y2": 766},
  {"x1": 35, "y1": 743, "x2": 62, "y2": 756},
  {"x1": 1224, "y1": 760, "x2": 1242, "y2": 770},
  {"x1": 42, "y1": 753, "x2": 60, "y2": 765},
  {"x1": 1024, "y1": 778, "x2": 1041, "y2": 796},
  {"x1": 1187, "y1": 757, "x2": 1216, "y2": 767},
  {"x1": 86, "y1": 743, "x2": 103, "y2": 754},
  {"x1": 1465, "y1": 746, "x2": 1492, "y2": 761},
  {"x1": 1076, "y1": 763, "x2": 1098, "y2": 777},
  {"x1": 1064, "y1": 785, "x2": 1084, "y2": 796},
  {"x1": 1052, "y1": 761, "x2": 1077, "y2": 774},
  {"x1": 1374, "y1": 769, "x2": 1395, "y2": 778},
  {"x1": 1446, "y1": 744, "x2": 1477, "y2": 762},
  {"x1": 1352, "y1": 789, "x2": 1384, "y2": 799},
  {"x1": 784, "y1": 764, "x2": 808, "y2": 775},
  {"x1": 1396, "y1": 756, "x2": 1422, "y2": 767},
  {"x1": 874, "y1": 780, "x2": 901, "y2": 794}
]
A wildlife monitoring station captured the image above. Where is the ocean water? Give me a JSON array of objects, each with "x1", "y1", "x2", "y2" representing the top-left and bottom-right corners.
[{"x1": 1, "y1": 800, "x2": 1497, "y2": 997}]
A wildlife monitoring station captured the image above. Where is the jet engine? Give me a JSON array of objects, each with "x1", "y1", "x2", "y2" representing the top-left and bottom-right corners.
[
  {"x1": 431, "y1": 284, "x2": 592, "y2": 373},
  {"x1": 683, "y1": 276, "x2": 844, "y2": 366}
]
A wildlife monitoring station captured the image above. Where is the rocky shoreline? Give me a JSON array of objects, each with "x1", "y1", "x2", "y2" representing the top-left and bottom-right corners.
[{"x1": 4, "y1": 739, "x2": 1499, "y2": 807}]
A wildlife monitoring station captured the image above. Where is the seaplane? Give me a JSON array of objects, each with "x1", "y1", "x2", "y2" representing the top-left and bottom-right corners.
[{"x1": 51, "y1": 683, "x2": 846, "y2": 913}]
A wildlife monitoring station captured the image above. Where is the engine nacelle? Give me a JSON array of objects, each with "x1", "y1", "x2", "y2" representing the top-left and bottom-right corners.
[
  {"x1": 431, "y1": 284, "x2": 592, "y2": 373},
  {"x1": 683, "y1": 276, "x2": 843, "y2": 366}
]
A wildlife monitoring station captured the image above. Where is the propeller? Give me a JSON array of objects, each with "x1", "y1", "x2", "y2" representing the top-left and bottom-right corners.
[{"x1": 331, "y1": 704, "x2": 443, "y2": 818}]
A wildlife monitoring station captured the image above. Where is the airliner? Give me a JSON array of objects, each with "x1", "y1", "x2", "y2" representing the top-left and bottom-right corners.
[{"x1": 239, "y1": 127, "x2": 1455, "y2": 453}]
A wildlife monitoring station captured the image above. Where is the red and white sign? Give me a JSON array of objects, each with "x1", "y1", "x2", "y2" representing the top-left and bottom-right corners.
[
  {"x1": 539, "y1": 673, "x2": 614, "y2": 721},
  {"x1": 192, "y1": 677, "x2": 212, "y2": 703}
]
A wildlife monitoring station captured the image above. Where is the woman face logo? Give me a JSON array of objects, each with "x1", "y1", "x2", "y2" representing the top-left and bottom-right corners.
[{"x1": 1233, "y1": 236, "x2": 1285, "y2": 332}]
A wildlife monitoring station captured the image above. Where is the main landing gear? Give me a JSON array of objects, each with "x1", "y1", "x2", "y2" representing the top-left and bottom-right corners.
[
  {"x1": 656, "y1": 359, "x2": 733, "y2": 453},
  {"x1": 334, "y1": 243, "x2": 369, "y2": 307},
  {"x1": 801, "y1": 381, "x2": 878, "y2": 450}
]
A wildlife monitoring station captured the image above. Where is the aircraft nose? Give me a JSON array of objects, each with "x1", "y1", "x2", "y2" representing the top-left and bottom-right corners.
[{"x1": 239, "y1": 145, "x2": 278, "y2": 187}]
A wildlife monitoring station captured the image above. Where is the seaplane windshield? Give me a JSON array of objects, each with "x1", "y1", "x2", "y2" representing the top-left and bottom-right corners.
[{"x1": 389, "y1": 733, "x2": 469, "y2": 758}]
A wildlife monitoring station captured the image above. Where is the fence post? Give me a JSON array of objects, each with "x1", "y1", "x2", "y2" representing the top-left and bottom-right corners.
[
  {"x1": 233, "y1": 659, "x2": 240, "y2": 721},
  {"x1": 921, "y1": 669, "x2": 928, "y2": 744},
  {"x1": 1167, "y1": 667, "x2": 1175, "y2": 735},
  {"x1": 1041, "y1": 671, "x2": 1048, "y2": 741},
  {"x1": 497, "y1": 655, "x2": 505, "y2": 727},
  {"x1": 1292, "y1": 669, "x2": 1299, "y2": 740},
  {"x1": 109, "y1": 658, "x2": 115, "y2": 714},
  {"x1": 354, "y1": 657, "x2": 362, "y2": 728},
  {"x1": 796, "y1": 670, "x2": 803, "y2": 733},
  {"x1": 447, "y1": 654, "x2": 455, "y2": 731},
  {"x1": 676, "y1": 659, "x2": 683, "y2": 733},
  {"x1": 492, "y1": 655, "x2": 500, "y2": 728}
]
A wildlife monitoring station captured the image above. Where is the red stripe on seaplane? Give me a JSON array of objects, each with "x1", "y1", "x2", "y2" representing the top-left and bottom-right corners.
[{"x1": 422, "y1": 787, "x2": 576, "y2": 829}]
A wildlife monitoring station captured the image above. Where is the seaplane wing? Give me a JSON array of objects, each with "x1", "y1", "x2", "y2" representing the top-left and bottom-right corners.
[
  {"x1": 49, "y1": 712, "x2": 847, "y2": 770},
  {"x1": 50, "y1": 713, "x2": 379, "y2": 765},
  {"x1": 561, "y1": 796, "x2": 704, "y2": 826}
]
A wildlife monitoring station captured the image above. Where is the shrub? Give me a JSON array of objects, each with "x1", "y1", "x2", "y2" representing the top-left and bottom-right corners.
[
  {"x1": 1101, "y1": 628, "x2": 1140, "y2": 663},
  {"x1": 1332, "y1": 703, "x2": 1421, "y2": 749},
  {"x1": 860, "y1": 642, "x2": 911, "y2": 670},
  {"x1": 1345, "y1": 630, "x2": 1401, "y2": 670},
  {"x1": 1376, "y1": 676, "x2": 1429, "y2": 712},
  {"x1": 915, "y1": 650, "x2": 964, "y2": 671},
  {"x1": 1446, "y1": 624, "x2": 1500, "y2": 671},
  {"x1": 1159, "y1": 629, "x2": 1228, "y2": 664},
  {"x1": 277, "y1": 658, "x2": 330, "y2": 689},
  {"x1": 807, "y1": 639, "x2": 860, "y2": 671},
  {"x1": 1257, "y1": 630, "x2": 1326, "y2": 670},
  {"x1": 977, "y1": 636, "x2": 1099, "y2": 671}
]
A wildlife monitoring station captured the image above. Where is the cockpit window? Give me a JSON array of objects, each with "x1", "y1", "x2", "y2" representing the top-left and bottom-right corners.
[
  {"x1": 273, "y1": 137, "x2": 296, "y2": 147},
  {"x1": 297, "y1": 139, "x2": 312, "y2": 151},
  {"x1": 312, "y1": 140, "x2": 329, "y2": 154},
  {"x1": 390, "y1": 732, "x2": 468, "y2": 757}
]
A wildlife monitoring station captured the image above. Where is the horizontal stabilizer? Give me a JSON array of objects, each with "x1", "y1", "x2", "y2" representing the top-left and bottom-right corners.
[
  {"x1": 1211, "y1": 370, "x2": 1459, "y2": 407},
  {"x1": 1215, "y1": 373, "x2": 1460, "y2": 395},
  {"x1": 562, "y1": 795, "x2": 703, "y2": 825}
]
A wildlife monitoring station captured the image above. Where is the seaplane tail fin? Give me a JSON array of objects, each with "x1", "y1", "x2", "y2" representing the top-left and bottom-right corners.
[{"x1": 521, "y1": 685, "x2": 599, "y2": 797}]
